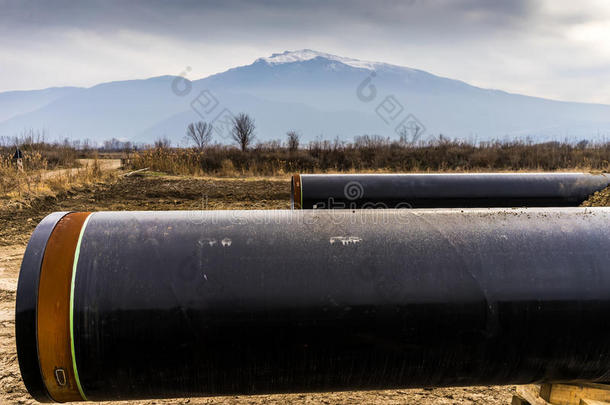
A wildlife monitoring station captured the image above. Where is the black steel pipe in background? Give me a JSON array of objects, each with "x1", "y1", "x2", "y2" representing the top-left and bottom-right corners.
[
  {"x1": 291, "y1": 173, "x2": 610, "y2": 209},
  {"x1": 16, "y1": 209, "x2": 610, "y2": 402}
]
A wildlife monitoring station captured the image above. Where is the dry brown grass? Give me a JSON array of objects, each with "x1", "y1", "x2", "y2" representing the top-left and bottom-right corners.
[
  {"x1": 0, "y1": 138, "x2": 79, "y2": 169},
  {"x1": 0, "y1": 157, "x2": 118, "y2": 209},
  {"x1": 0, "y1": 139, "x2": 83, "y2": 196},
  {"x1": 128, "y1": 139, "x2": 610, "y2": 177}
]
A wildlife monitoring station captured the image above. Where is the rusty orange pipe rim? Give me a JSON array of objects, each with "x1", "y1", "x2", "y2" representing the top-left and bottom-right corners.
[
  {"x1": 37, "y1": 212, "x2": 90, "y2": 402},
  {"x1": 291, "y1": 174, "x2": 302, "y2": 209}
]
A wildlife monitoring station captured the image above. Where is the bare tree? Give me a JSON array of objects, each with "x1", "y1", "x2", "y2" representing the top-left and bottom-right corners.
[
  {"x1": 286, "y1": 130, "x2": 300, "y2": 152},
  {"x1": 231, "y1": 113, "x2": 256, "y2": 152},
  {"x1": 154, "y1": 137, "x2": 171, "y2": 149},
  {"x1": 398, "y1": 124, "x2": 423, "y2": 145},
  {"x1": 186, "y1": 121, "x2": 213, "y2": 150}
]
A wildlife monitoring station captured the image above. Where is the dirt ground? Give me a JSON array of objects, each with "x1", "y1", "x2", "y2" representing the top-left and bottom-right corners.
[
  {"x1": 38, "y1": 159, "x2": 122, "y2": 181},
  {"x1": 582, "y1": 185, "x2": 610, "y2": 207},
  {"x1": 2, "y1": 173, "x2": 608, "y2": 404}
]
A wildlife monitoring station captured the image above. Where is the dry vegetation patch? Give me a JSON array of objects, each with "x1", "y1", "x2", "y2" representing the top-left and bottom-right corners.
[
  {"x1": 128, "y1": 140, "x2": 610, "y2": 176},
  {"x1": 582, "y1": 186, "x2": 610, "y2": 207}
]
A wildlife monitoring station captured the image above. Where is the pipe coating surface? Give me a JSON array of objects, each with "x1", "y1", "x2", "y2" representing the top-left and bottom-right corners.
[
  {"x1": 16, "y1": 208, "x2": 610, "y2": 401},
  {"x1": 291, "y1": 173, "x2": 610, "y2": 209}
]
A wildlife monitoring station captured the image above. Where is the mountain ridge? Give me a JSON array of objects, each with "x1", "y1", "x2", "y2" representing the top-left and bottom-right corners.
[{"x1": 1, "y1": 49, "x2": 609, "y2": 143}]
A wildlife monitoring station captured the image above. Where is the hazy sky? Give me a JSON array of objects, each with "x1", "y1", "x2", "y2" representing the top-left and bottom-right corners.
[{"x1": 1, "y1": 0, "x2": 610, "y2": 104}]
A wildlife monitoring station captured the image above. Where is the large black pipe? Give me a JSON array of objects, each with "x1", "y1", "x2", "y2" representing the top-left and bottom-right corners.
[
  {"x1": 16, "y1": 208, "x2": 610, "y2": 402},
  {"x1": 291, "y1": 173, "x2": 610, "y2": 209}
]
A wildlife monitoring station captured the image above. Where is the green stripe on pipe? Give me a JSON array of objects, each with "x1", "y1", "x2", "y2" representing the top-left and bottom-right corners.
[{"x1": 70, "y1": 213, "x2": 92, "y2": 401}]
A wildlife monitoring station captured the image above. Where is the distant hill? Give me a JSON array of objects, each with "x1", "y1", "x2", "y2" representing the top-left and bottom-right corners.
[
  {"x1": 0, "y1": 86, "x2": 81, "y2": 122},
  {"x1": 1, "y1": 49, "x2": 609, "y2": 144}
]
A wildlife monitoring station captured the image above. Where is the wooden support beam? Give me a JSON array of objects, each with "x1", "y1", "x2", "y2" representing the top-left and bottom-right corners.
[
  {"x1": 513, "y1": 396, "x2": 532, "y2": 405},
  {"x1": 515, "y1": 385, "x2": 552, "y2": 405},
  {"x1": 540, "y1": 383, "x2": 610, "y2": 405},
  {"x1": 579, "y1": 399, "x2": 610, "y2": 405}
]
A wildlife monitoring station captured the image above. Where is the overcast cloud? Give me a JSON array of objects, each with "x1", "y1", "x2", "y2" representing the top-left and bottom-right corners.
[{"x1": 1, "y1": 0, "x2": 609, "y2": 104}]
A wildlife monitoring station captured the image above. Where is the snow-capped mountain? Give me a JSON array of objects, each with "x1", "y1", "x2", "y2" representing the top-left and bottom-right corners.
[
  {"x1": 1, "y1": 49, "x2": 609, "y2": 144},
  {"x1": 256, "y1": 49, "x2": 389, "y2": 71}
]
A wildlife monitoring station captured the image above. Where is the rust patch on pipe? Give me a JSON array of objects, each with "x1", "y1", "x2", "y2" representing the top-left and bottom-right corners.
[{"x1": 37, "y1": 212, "x2": 90, "y2": 402}]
